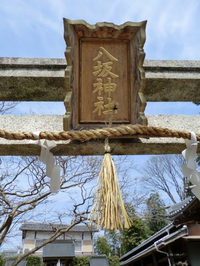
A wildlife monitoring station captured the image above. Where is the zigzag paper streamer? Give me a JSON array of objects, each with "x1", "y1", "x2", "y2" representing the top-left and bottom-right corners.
[
  {"x1": 30, "y1": 135, "x2": 60, "y2": 193},
  {"x1": 182, "y1": 132, "x2": 200, "y2": 199},
  {"x1": 39, "y1": 140, "x2": 60, "y2": 193}
]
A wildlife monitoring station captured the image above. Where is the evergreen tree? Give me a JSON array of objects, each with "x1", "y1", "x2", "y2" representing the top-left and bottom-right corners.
[
  {"x1": 0, "y1": 255, "x2": 6, "y2": 266},
  {"x1": 120, "y1": 203, "x2": 151, "y2": 255},
  {"x1": 145, "y1": 193, "x2": 168, "y2": 235},
  {"x1": 104, "y1": 230, "x2": 121, "y2": 256},
  {"x1": 120, "y1": 217, "x2": 151, "y2": 254},
  {"x1": 94, "y1": 236, "x2": 111, "y2": 256},
  {"x1": 94, "y1": 235, "x2": 120, "y2": 266}
]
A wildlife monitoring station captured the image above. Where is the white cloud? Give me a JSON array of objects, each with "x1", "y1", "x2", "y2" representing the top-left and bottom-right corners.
[
  {"x1": 1, "y1": 0, "x2": 199, "y2": 251},
  {"x1": 0, "y1": 0, "x2": 199, "y2": 59},
  {"x1": 106, "y1": 0, "x2": 200, "y2": 60}
]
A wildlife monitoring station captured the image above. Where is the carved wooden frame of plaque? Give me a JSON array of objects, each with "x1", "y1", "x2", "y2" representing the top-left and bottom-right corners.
[{"x1": 63, "y1": 19, "x2": 147, "y2": 131}]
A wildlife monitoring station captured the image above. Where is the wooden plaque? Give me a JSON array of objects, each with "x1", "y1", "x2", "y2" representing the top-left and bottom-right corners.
[{"x1": 63, "y1": 19, "x2": 147, "y2": 130}]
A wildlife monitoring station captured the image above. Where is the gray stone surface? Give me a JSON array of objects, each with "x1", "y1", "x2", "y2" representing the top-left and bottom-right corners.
[
  {"x1": 0, "y1": 58, "x2": 199, "y2": 102},
  {"x1": 0, "y1": 58, "x2": 199, "y2": 156},
  {"x1": 144, "y1": 60, "x2": 200, "y2": 102},
  {"x1": 0, "y1": 57, "x2": 66, "y2": 101},
  {"x1": 0, "y1": 115, "x2": 199, "y2": 156}
]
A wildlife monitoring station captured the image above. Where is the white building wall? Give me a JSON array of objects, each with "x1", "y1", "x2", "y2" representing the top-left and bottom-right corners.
[
  {"x1": 36, "y1": 231, "x2": 52, "y2": 239},
  {"x1": 25, "y1": 231, "x2": 35, "y2": 239},
  {"x1": 66, "y1": 232, "x2": 82, "y2": 240},
  {"x1": 83, "y1": 232, "x2": 91, "y2": 240},
  {"x1": 23, "y1": 239, "x2": 35, "y2": 253},
  {"x1": 74, "y1": 240, "x2": 82, "y2": 252},
  {"x1": 22, "y1": 229, "x2": 95, "y2": 256},
  {"x1": 83, "y1": 240, "x2": 93, "y2": 252}
]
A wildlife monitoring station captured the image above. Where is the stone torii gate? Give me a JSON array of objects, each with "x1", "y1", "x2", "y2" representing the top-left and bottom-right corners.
[
  {"x1": 0, "y1": 19, "x2": 200, "y2": 157},
  {"x1": 0, "y1": 58, "x2": 199, "y2": 156}
]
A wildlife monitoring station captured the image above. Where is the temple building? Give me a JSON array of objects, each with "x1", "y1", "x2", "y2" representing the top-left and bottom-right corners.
[
  {"x1": 120, "y1": 196, "x2": 200, "y2": 265},
  {"x1": 20, "y1": 222, "x2": 98, "y2": 265}
]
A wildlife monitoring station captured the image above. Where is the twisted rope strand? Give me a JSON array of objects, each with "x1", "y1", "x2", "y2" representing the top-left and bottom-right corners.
[{"x1": 0, "y1": 125, "x2": 199, "y2": 142}]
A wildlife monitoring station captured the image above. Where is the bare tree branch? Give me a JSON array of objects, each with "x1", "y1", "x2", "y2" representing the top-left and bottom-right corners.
[
  {"x1": 0, "y1": 101, "x2": 19, "y2": 115},
  {"x1": 0, "y1": 154, "x2": 135, "y2": 265},
  {"x1": 11, "y1": 218, "x2": 86, "y2": 266},
  {"x1": 140, "y1": 155, "x2": 186, "y2": 204}
]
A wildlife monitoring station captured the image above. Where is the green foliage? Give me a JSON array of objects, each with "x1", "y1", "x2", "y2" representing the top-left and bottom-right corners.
[
  {"x1": 119, "y1": 202, "x2": 151, "y2": 254},
  {"x1": 69, "y1": 256, "x2": 119, "y2": 266},
  {"x1": 107, "y1": 255, "x2": 120, "y2": 266},
  {"x1": 94, "y1": 236, "x2": 111, "y2": 256},
  {"x1": 145, "y1": 193, "x2": 168, "y2": 235},
  {"x1": 104, "y1": 230, "x2": 121, "y2": 256},
  {"x1": 26, "y1": 255, "x2": 43, "y2": 266},
  {"x1": 94, "y1": 203, "x2": 152, "y2": 256},
  {"x1": 120, "y1": 216, "x2": 151, "y2": 254},
  {"x1": 0, "y1": 255, "x2": 6, "y2": 266},
  {"x1": 69, "y1": 256, "x2": 90, "y2": 266},
  {"x1": 94, "y1": 200, "x2": 166, "y2": 259}
]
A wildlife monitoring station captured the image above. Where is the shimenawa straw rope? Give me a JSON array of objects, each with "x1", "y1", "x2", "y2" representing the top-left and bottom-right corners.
[
  {"x1": 0, "y1": 125, "x2": 199, "y2": 141},
  {"x1": 0, "y1": 125, "x2": 199, "y2": 229},
  {"x1": 89, "y1": 106, "x2": 132, "y2": 230}
]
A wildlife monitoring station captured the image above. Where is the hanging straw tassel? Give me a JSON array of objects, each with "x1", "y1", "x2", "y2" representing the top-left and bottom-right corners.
[{"x1": 89, "y1": 139, "x2": 131, "y2": 230}]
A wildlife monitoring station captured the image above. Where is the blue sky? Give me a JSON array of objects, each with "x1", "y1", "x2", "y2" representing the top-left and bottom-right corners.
[
  {"x1": 0, "y1": 0, "x2": 199, "y2": 115},
  {"x1": 1, "y1": 0, "x2": 200, "y2": 60},
  {"x1": 0, "y1": 0, "x2": 200, "y2": 250}
]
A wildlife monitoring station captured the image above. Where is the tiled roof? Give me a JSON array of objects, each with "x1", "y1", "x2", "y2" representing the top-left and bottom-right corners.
[
  {"x1": 120, "y1": 224, "x2": 188, "y2": 266},
  {"x1": 19, "y1": 222, "x2": 98, "y2": 232},
  {"x1": 167, "y1": 196, "x2": 196, "y2": 219},
  {"x1": 120, "y1": 222, "x2": 175, "y2": 262},
  {"x1": 120, "y1": 196, "x2": 200, "y2": 265}
]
